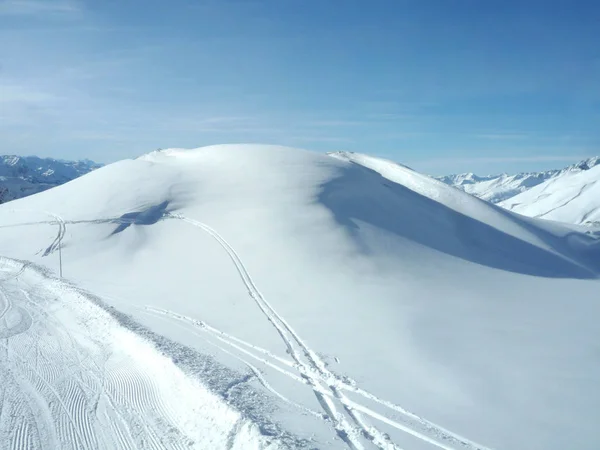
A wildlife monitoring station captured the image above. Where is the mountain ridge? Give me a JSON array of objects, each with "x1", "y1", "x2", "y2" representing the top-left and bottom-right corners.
[
  {"x1": 438, "y1": 156, "x2": 600, "y2": 204},
  {"x1": 0, "y1": 155, "x2": 102, "y2": 203}
]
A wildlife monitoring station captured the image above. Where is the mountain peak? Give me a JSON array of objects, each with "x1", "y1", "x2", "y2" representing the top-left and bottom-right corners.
[{"x1": 438, "y1": 156, "x2": 600, "y2": 204}]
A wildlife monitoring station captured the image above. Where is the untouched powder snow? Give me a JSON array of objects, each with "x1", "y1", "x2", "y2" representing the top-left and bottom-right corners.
[{"x1": 0, "y1": 144, "x2": 599, "y2": 449}]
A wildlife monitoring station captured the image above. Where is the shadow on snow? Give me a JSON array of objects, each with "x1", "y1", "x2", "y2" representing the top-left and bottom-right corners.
[
  {"x1": 319, "y1": 163, "x2": 600, "y2": 279},
  {"x1": 111, "y1": 201, "x2": 170, "y2": 235}
]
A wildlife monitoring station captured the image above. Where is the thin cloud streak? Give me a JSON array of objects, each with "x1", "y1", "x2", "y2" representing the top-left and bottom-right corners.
[
  {"x1": 0, "y1": 83, "x2": 60, "y2": 104},
  {"x1": 0, "y1": 0, "x2": 80, "y2": 15},
  {"x1": 474, "y1": 133, "x2": 530, "y2": 140}
]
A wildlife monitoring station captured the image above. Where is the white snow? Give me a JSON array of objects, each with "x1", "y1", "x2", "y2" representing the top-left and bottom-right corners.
[
  {"x1": 500, "y1": 164, "x2": 600, "y2": 226},
  {"x1": 0, "y1": 258, "x2": 278, "y2": 450},
  {"x1": 0, "y1": 144, "x2": 599, "y2": 449},
  {"x1": 438, "y1": 156, "x2": 600, "y2": 205}
]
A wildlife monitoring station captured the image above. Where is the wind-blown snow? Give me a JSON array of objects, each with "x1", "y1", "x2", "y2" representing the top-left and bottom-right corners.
[{"x1": 0, "y1": 145, "x2": 599, "y2": 449}]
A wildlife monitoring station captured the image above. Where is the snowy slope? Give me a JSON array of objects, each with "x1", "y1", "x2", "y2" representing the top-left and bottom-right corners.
[
  {"x1": 0, "y1": 258, "x2": 273, "y2": 450},
  {"x1": 438, "y1": 156, "x2": 600, "y2": 204},
  {"x1": 1, "y1": 145, "x2": 599, "y2": 450},
  {"x1": 0, "y1": 155, "x2": 102, "y2": 204},
  {"x1": 500, "y1": 163, "x2": 600, "y2": 225}
]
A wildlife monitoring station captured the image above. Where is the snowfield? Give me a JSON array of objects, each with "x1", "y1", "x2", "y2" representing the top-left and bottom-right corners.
[{"x1": 1, "y1": 144, "x2": 599, "y2": 449}]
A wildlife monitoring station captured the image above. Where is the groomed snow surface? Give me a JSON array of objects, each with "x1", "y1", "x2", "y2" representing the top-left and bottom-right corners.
[
  {"x1": 0, "y1": 258, "x2": 274, "y2": 450},
  {"x1": 1, "y1": 145, "x2": 599, "y2": 449}
]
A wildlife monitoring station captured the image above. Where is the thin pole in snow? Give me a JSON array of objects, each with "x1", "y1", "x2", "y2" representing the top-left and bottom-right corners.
[{"x1": 58, "y1": 238, "x2": 63, "y2": 278}]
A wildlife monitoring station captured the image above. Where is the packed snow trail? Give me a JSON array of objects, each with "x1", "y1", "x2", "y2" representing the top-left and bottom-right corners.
[
  {"x1": 0, "y1": 258, "x2": 287, "y2": 450},
  {"x1": 167, "y1": 213, "x2": 493, "y2": 450}
]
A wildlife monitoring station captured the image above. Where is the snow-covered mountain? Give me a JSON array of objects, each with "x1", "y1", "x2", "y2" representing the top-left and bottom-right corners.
[
  {"x1": 500, "y1": 162, "x2": 600, "y2": 225},
  {"x1": 0, "y1": 145, "x2": 599, "y2": 450},
  {"x1": 438, "y1": 156, "x2": 600, "y2": 204},
  {"x1": 0, "y1": 155, "x2": 102, "y2": 203}
]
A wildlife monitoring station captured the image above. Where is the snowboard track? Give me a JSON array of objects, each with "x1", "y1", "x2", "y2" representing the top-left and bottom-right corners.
[
  {"x1": 0, "y1": 207, "x2": 493, "y2": 449},
  {"x1": 0, "y1": 256, "x2": 313, "y2": 450},
  {"x1": 168, "y1": 213, "x2": 493, "y2": 450}
]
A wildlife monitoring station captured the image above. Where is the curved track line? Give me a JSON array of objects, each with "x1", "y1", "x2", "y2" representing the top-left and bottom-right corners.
[
  {"x1": 143, "y1": 306, "x2": 295, "y2": 367},
  {"x1": 143, "y1": 306, "x2": 476, "y2": 450},
  {"x1": 0, "y1": 340, "x2": 89, "y2": 449},
  {"x1": 2, "y1": 266, "x2": 195, "y2": 450},
  {"x1": 42, "y1": 213, "x2": 65, "y2": 257},
  {"x1": 20, "y1": 288, "x2": 164, "y2": 450},
  {"x1": 170, "y1": 214, "x2": 369, "y2": 449},
  {"x1": 142, "y1": 307, "x2": 323, "y2": 419},
  {"x1": 170, "y1": 213, "x2": 492, "y2": 450}
]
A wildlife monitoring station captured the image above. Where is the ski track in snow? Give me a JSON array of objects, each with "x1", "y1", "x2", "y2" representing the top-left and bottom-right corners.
[
  {"x1": 167, "y1": 213, "x2": 493, "y2": 450},
  {"x1": 42, "y1": 213, "x2": 66, "y2": 257},
  {"x1": 0, "y1": 259, "x2": 276, "y2": 450},
  {"x1": 535, "y1": 182, "x2": 597, "y2": 219},
  {"x1": 0, "y1": 208, "x2": 494, "y2": 449}
]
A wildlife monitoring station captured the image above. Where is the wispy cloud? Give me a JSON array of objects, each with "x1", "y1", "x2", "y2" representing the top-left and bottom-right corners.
[
  {"x1": 366, "y1": 113, "x2": 415, "y2": 121},
  {"x1": 474, "y1": 133, "x2": 530, "y2": 140},
  {"x1": 0, "y1": 0, "x2": 80, "y2": 15},
  {"x1": 0, "y1": 83, "x2": 59, "y2": 104},
  {"x1": 290, "y1": 136, "x2": 353, "y2": 143},
  {"x1": 157, "y1": 115, "x2": 278, "y2": 134},
  {"x1": 307, "y1": 120, "x2": 367, "y2": 127}
]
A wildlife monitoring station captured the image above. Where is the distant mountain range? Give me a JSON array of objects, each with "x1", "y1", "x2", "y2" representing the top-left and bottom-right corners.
[
  {"x1": 2, "y1": 152, "x2": 599, "y2": 226},
  {"x1": 0, "y1": 155, "x2": 102, "y2": 203},
  {"x1": 438, "y1": 156, "x2": 600, "y2": 225},
  {"x1": 498, "y1": 159, "x2": 600, "y2": 226},
  {"x1": 438, "y1": 157, "x2": 600, "y2": 204}
]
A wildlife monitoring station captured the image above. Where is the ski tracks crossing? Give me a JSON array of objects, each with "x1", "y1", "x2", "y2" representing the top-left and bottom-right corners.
[
  {"x1": 166, "y1": 213, "x2": 493, "y2": 450},
  {"x1": 0, "y1": 207, "x2": 493, "y2": 449}
]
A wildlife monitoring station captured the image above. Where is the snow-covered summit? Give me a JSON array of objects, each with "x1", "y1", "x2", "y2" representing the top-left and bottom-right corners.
[
  {"x1": 500, "y1": 162, "x2": 600, "y2": 225},
  {"x1": 0, "y1": 144, "x2": 599, "y2": 449}
]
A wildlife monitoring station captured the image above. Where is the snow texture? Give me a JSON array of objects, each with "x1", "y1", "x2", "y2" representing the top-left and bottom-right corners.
[
  {"x1": 500, "y1": 163, "x2": 600, "y2": 226},
  {"x1": 0, "y1": 144, "x2": 599, "y2": 449}
]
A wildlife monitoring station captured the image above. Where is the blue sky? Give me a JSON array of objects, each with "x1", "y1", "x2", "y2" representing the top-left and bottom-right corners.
[{"x1": 1, "y1": 0, "x2": 598, "y2": 174}]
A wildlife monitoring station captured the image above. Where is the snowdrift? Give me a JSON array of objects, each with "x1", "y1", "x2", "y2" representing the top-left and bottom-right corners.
[{"x1": 1, "y1": 145, "x2": 599, "y2": 450}]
